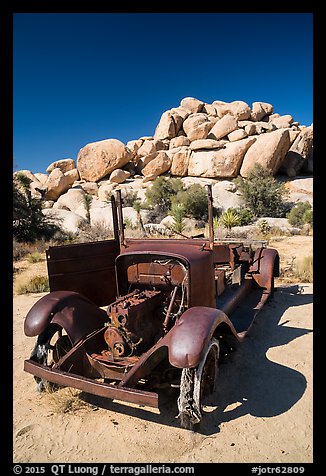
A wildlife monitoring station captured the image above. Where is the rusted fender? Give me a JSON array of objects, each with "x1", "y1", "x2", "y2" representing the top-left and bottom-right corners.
[
  {"x1": 250, "y1": 247, "x2": 279, "y2": 292},
  {"x1": 165, "y1": 306, "x2": 240, "y2": 369},
  {"x1": 24, "y1": 290, "x2": 108, "y2": 344}
]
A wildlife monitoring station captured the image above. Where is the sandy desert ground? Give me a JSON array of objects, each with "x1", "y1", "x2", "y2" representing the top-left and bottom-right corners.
[{"x1": 13, "y1": 236, "x2": 313, "y2": 464}]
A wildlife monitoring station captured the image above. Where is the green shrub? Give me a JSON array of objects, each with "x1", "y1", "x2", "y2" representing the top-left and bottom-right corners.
[
  {"x1": 123, "y1": 190, "x2": 140, "y2": 207},
  {"x1": 257, "y1": 219, "x2": 271, "y2": 236},
  {"x1": 145, "y1": 177, "x2": 184, "y2": 212},
  {"x1": 26, "y1": 252, "x2": 45, "y2": 263},
  {"x1": 13, "y1": 173, "x2": 62, "y2": 242},
  {"x1": 170, "y1": 203, "x2": 186, "y2": 234},
  {"x1": 234, "y1": 164, "x2": 290, "y2": 218},
  {"x1": 287, "y1": 201, "x2": 313, "y2": 227},
  {"x1": 173, "y1": 184, "x2": 209, "y2": 221},
  {"x1": 13, "y1": 240, "x2": 34, "y2": 261},
  {"x1": 218, "y1": 209, "x2": 241, "y2": 230},
  {"x1": 145, "y1": 177, "x2": 211, "y2": 221},
  {"x1": 124, "y1": 217, "x2": 136, "y2": 230},
  {"x1": 17, "y1": 275, "x2": 50, "y2": 294},
  {"x1": 83, "y1": 193, "x2": 93, "y2": 224},
  {"x1": 228, "y1": 207, "x2": 255, "y2": 226},
  {"x1": 142, "y1": 205, "x2": 166, "y2": 224},
  {"x1": 213, "y1": 215, "x2": 220, "y2": 231},
  {"x1": 132, "y1": 200, "x2": 146, "y2": 233}
]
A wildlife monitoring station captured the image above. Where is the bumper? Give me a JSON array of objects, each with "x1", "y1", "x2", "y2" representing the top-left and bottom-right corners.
[{"x1": 24, "y1": 359, "x2": 159, "y2": 408}]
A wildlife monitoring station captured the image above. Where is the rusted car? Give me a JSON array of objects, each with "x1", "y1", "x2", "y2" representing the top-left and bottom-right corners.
[{"x1": 23, "y1": 187, "x2": 279, "y2": 429}]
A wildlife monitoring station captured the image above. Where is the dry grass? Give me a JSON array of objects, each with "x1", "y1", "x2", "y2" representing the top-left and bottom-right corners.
[
  {"x1": 269, "y1": 235, "x2": 313, "y2": 285},
  {"x1": 16, "y1": 275, "x2": 50, "y2": 294},
  {"x1": 45, "y1": 387, "x2": 94, "y2": 414},
  {"x1": 26, "y1": 252, "x2": 45, "y2": 263},
  {"x1": 293, "y1": 255, "x2": 313, "y2": 283},
  {"x1": 73, "y1": 222, "x2": 114, "y2": 243}
]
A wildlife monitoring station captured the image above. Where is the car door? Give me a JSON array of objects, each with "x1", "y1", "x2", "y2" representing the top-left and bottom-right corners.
[{"x1": 46, "y1": 238, "x2": 120, "y2": 307}]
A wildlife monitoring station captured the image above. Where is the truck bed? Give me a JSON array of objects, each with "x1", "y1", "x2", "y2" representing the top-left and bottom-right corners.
[{"x1": 216, "y1": 280, "x2": 269, "y2": 334}]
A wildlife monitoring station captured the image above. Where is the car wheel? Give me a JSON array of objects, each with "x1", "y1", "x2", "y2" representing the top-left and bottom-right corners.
[
  {"x1": 30, "y1": 324, "x2": 72, "y2": 392},
  {"x1": 177, "y1": 337, "x2": 219, "y2": 430}
]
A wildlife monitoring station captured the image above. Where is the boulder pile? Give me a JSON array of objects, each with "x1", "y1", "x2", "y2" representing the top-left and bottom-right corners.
[{"x1": 14, "y1": 97, "x2": 313, "y2": 234}]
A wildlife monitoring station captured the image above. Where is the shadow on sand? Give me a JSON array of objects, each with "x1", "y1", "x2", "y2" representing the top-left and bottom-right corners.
[{"x1": 81, "y1": 285, "x2": 313, "y2": 435}]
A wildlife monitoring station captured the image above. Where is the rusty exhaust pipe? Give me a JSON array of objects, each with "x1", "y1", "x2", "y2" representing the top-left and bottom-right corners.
[
  {"x1": 110, "y1": 194, "x2": 120, "y2": 244},
  {"x1": 206, "y1": 184, "x2": 214, "y2": 250},
  {"x1": 116, "y1": 189, "x2": 127, "y2": 248}
]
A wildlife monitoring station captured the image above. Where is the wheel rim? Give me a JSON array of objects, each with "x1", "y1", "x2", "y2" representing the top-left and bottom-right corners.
[
  {"x1": 195, "y1": 339, "x2": 219, "y2": 405},
  {"x1": 193, "y1": 338, "x2": 219, "y2": 415},
  {"x1": 31, "y1": 326, "x2": 72, "y2": 392}
]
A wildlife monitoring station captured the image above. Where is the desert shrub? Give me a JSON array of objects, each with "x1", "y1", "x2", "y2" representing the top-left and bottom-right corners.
[
  {"x1": 13, "y1": 238, "x2": 73, "y2": 262},
  {"x1": 229, "y1": 207, "x2": 255, "y2": 226},
  {"x1": 26, "y1": 252, "x2": 45, "y2": 263},
  {"x1": 170, "y1": 203, "x2": 186, "y2": 234},
  {"x1": 49, "y1": 229, "x2": 76, "y2": 244},
  {"x1": 287, "y1": 201, "x2": 313, "y2": 227},
  {"x1": 173, "y1": 184, "x2": 209, "y2": 221},
  {"x1": 132, "y1": 200, "x2": 146, "y2": 234},
  {"x1": 218, "y1": 209, "x2": 241, "y2": 230},
  {"x1": 13, "y1": 173, "x2": 62, "y2": 242},
  {"x1": 141, "y1": 205, "x2": 166, "y2": 224},
  {"x1": 145, "y1": 177, "x2": 184, "y2": 213},
  {"x1": 123, "y1": 190, "x2": 140, "y2": 207},
  {"x1": 293, "y1": 255, "x2": 313, "y2": 283},
  {"x1": 234, "y1": 164, "x2": 290, "y2": 218},
  {"x1": 83, "y1": 193, "x2": 93, "y2": 224},
  {"x1": 145, "y1": 177, "x2": 210, "y2": 221},
  {"x1": 16, "y1": 275, "x2": 50, "y2": 294},
  {"x1": 73, "y1": 222, "x2": 114, "y2": 243},
  {"x1": 303, "y1": 209, "x2": 313, "y2": 226},
  {"x1": 13, "y1": 240, "x2": 35, "y2": 261},
  {"x1": 124, "y1": 217, "x2": 136, "y2": 230},
  {"x1": 257, "y1": 219, "x2": 271, "y2": 236}
]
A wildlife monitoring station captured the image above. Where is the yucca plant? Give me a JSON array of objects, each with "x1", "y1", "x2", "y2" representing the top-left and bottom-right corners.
[
  {"x1": 170, "y1": 203, "x2": 186, "y2": 234},
  {"x1": 83, "y1": 193, "x2": 93, "y2": 224},
  {"x1": 218, "y1": 209, "x2": 241, "y2": 231},
  {"x1": 132, "y1": 199, "x2": 146, "y2": 234},
  {"x1": 15, "y1": 172, "x2": 32, "y2": 204},
  {"x1": 13, "y1": 173, "x2": 60, "y2": 242}
]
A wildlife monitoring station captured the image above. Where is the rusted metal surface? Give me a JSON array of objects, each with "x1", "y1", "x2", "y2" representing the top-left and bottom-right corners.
[
  {"x1": 206, "y1": 184, "x2": 214, "y2": 249},
  {"x1": 117, "y1": 245, "x2": 215, "y2": 308},
  {"x1": 111, "y1": 195, "x2": 120, "y2": 243},
  {"x1": 46, "y1": 239, "x2": 120, "y2": 307},
  {"x1": 23, "y1": 191, "x2": 280, "y2": 425},
  {"x1": 105, "y1": 289, "x2": 165, "y2": 356},
  {"x1": 215, "y1": 269, "x2": 226, "y2": 296},
  {"x1": 24, "y1": 359, "x2": 159, "y2": 408},
  {"x1": 212, "y1": 243, "x2": 230, "y2": 264},
  {"x1": 164, "y1": 306, "x2": 240, "y2": 368},
  {"x1": 250, "y1": 247, "x2": 280, "y2": 292},
  {"x1": 24, "y1": 290, "x2": 107, "y2": 340},
  {"x1": 126, "y1": 261, "x2": 186, "y2": 288},
  {"x1": 218, "y1": 279, "x2": 252, "y2": 317},
  {"x1": 116, "y1": 189, "x2": 126, "y2": 248}
]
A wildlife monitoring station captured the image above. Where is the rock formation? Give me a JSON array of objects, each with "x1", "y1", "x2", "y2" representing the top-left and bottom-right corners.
[{"x1": 14, "y1": 97, "x2": 313, "y2": 234}]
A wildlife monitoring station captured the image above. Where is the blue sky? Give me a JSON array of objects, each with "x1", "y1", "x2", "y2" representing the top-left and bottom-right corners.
[{"x1": 13, "y1": 13, "x2": 313, "y2": 174}]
